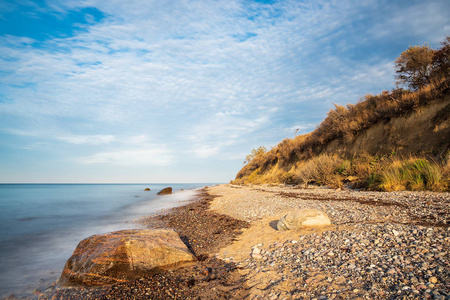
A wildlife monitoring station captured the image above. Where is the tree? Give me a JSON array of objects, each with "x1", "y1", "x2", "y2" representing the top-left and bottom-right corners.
[
  {"x1": 244, "y1": 146, "x2": 267, "y2": 164},
  {"x1": 394, "y1": 44, "x2": 435, "y2": 90},
  {"x1": 431, "y1": 36, "x2": 450, "y2": 81}
]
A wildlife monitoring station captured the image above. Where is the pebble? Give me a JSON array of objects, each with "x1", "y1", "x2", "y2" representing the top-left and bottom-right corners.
[{"x1": 239, "y1": 222, "x2": 449, "y2": 300}]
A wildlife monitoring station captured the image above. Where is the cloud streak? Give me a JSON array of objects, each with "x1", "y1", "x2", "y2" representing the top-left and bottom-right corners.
[
  {"x1": 77, "y1": 148, "x2": 173, "y2": 166},
  {"x1": 0, "y1": 0, "x2": 449, "y2": 182}
]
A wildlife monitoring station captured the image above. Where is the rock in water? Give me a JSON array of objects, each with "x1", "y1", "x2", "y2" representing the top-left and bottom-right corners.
[
  {"x1": 277, "y1": 209, "x2": 331, "y2": 231},
  {"x1": 144, "y1": 188, "x2": 151, "y2": 191},
  {"x1": 60, "y1": 229, "x2": 195, "y2": 286},
  {"x1": 157, "y1": 187, "x2": 172, "y2": 195}
]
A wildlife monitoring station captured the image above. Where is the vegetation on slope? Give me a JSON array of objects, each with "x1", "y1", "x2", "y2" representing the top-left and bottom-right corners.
[{"x1": 234, "y1": 37, "x2": 450, "y2": 191}]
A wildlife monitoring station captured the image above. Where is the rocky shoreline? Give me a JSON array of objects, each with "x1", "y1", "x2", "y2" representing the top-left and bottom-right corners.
[
  {"x1": 37, "y1": 189, "x2": 251, "y2": 299},
  {"x1": 36, "y1": 185, "x2": 449, "y2": 300}
]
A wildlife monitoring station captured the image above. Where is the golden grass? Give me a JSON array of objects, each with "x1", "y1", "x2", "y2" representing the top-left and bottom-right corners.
[
  {"x1": 234, "y1": 153, "x2": 450, "y2": 192},
  {"x1": 295, "y1": 154, "x2": 343, "y2": 188}
]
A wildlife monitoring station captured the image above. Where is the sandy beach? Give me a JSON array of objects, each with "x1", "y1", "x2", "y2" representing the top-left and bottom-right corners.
[{"x1": 39, "y1": 184, "x2": 449, "y2": 300}]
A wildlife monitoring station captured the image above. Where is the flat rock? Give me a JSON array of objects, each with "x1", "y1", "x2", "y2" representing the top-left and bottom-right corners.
[
  {"x1": 157, "y1": 187, "x2": 172, "y2": 195},
  {"x1": 277, "y1": 209, "x2": 331, "y2": 231},
  {"x1": 60, "y1": 229, "x2": 195, "y2": 286}
]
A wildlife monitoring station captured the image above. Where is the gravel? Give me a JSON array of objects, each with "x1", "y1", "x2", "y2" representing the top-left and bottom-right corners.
[
  {"x1": 208, "y1": 184, "x2": 449, "y2": 300},
  {"x1": 35, "y1": 185, "x2": 450, "y2": 300},
  {"x1": 241, "y1": 223, "x2": 449, "y2": 299}
]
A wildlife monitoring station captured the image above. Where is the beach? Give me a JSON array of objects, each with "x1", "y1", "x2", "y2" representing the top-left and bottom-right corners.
[
  {"x1": 39, "y1": 184, "x2": 449, "y2": 299},
  {"x1": 0, "y1": 184, "x2": 207, "y2": 300}
]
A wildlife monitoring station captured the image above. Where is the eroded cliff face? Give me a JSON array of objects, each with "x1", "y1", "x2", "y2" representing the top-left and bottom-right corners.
[
  {"x1": 235, "y1": 94, "x2": 450, "y2": 182},
  {"x1": 323, "y1": 99, "x2": 450, "y2": 158}
]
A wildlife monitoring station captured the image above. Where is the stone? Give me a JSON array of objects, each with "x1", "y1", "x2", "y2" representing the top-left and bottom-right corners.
[
  {"x1": 277, "y1": 209, "x2": 331, "y2": 231},
  {"x1": 144, "y1": 188, "x2": 151, "y2": 191},
  {"x1": 60, "y1": 229, "x2": 195, "y2": 286},
  {"x1": 429, "y1": 276, "x2": 438, "y2": 283},
  {"x1": 157, "y1": 187, "x2": 172, "y2": 195},
  {"x1": 386, "y1": 268, "x2": 396, "y2": 275},
  {"x1": 252, "y1": 253, "x2": 262, "y2": 259}
]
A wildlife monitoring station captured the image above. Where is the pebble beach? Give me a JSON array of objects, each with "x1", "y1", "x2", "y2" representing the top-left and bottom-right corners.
[
  {"x1": 209, "y1": 184, "x2": 450, "y2": 300},
  {"x1": 38, "y1": 184, "x2": 449, "y2": 300}
]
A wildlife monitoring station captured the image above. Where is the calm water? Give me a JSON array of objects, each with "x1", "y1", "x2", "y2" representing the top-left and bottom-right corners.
[{"x1": 0, "y1": 183, "x2": 211, "y2": 298}]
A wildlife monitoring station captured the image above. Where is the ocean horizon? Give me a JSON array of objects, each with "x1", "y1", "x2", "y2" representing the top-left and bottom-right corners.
[{"x1": 0, "y1": 183, "x2": 216, "y2": 299}]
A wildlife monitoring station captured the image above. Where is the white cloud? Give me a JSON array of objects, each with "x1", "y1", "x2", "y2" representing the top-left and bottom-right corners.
[
  {"x1": 1, "y1": 0, "x2": 449, "y2": 182},
  {"x1": 190, "y1": 145, "x2": 220, "y2": 158},
  {"x1": 2, "y1": 128, "x2": 39, "y2": 137},
  {"x1": 58, "y1": 134, "x2": 116, "y2": 145},
  {"x1": 77, "y1": 148, "x2": 173, "y2": 166}
]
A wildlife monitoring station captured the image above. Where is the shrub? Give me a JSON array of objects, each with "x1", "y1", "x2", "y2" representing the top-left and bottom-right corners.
[
  {"x1": 245, "y1": 146, "x2": 267, "y2": 164},
  {"x1": 380, "y1": 157, "x2": 447, "y2": 191},
  {"x1": 295, "y1": 154, "x2": 344, "y2": 188}
]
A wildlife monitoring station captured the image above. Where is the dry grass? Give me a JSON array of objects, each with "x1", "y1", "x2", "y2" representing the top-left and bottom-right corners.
[
  {"x1": 297, "y1": 78, "x2": 449, "y2": 156},
  {"x1": 295, "y1": 154, "x2": 343, "y2": 188},
  {"x1": 234, "y1": 152, "x2": 450, "y2": 192}
]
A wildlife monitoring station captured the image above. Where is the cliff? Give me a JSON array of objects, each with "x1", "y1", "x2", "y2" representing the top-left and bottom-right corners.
[{"x1": 234, "y1": 80, "x2": 450, "y2": 190}]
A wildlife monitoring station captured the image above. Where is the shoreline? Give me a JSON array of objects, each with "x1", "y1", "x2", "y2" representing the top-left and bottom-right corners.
[
  {"x1": 38, "y1": 184, "x2": 449, "y2": 299},
  {"x1": 39, "y1": 187, "x2": 251, "y2": 299}
]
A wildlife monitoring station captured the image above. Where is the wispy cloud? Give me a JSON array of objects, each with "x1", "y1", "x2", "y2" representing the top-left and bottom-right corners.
[
  {"x1": 1, "y1": 0, "x2": 449, "y2": 182},
  {"x1": 77, "y1": 148, "x2": 174, "y2": 166},
  {"x1": 57, "y1": 134, "x2": 116, "y2": 145}
]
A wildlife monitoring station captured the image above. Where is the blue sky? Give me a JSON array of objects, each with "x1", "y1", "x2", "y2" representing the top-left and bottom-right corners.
[{"x1": 0, "y1": 0, "x2": 449, "y2": 183}]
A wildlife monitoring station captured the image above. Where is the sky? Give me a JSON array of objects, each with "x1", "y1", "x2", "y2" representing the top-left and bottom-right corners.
[{"x1": 0, "y1": 0, "x2": 449, "y2": 183}]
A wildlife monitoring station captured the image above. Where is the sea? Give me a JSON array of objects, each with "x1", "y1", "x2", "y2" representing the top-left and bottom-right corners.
[{"x1": 0, "y1": 183, "x2": 212, "y2": 299}]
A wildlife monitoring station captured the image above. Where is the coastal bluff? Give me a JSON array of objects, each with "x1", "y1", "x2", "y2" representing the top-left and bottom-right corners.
[{"x1": 60, "y1": 229, "x2": 195, "y2": 286}]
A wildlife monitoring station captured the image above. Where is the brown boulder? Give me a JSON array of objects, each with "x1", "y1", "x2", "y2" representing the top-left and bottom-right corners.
[
  {"x1": 60, "y1": 229, "x2": 195, "y2": 286},
  {"x1": 157, "y1": 187, "x2": 172, "y2": 195},
  {"x1": 144, "y1": 188, "x2": 151, "y2": 191}
]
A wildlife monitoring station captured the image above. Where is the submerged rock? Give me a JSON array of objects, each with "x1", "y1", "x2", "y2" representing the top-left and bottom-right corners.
[
  {"x1": 60, "y1": 229, "x2": 195, "y2": 286},
  {"x1": 157, "y1": 187, "x2": 172, "y2": 195},
  {"x1": 277, "y1": 209, "x2": 331, "y2": 231}
]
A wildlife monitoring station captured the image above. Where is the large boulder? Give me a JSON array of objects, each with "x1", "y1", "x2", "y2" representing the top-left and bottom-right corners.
[
  {"x1": 60, "y1": 229, "x2": 195, "y2": 286},
  {"x1": 277, "y1": 209, "x2": 331, "y2": 231},
  {"x1": 157, "y1": 187, "x2": 172, "y2": 195}
]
